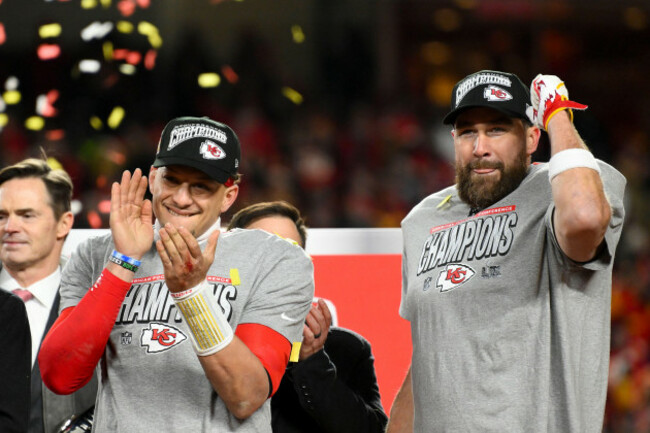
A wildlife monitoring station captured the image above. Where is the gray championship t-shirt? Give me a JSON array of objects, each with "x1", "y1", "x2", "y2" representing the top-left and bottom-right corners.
[
  {"x1": 60, "y1": 227, "x2": 314, "y2": 433},
  {"x1": 400, "y1": 161, "x2": 625, "y2": 433}
]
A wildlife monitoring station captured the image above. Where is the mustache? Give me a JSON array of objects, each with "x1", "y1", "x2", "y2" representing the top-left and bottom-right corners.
[{"x1": 467, "y1": 160, "x2": 504, "y2": 170}]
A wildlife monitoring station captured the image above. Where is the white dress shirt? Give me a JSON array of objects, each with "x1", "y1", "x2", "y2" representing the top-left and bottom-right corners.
[{"x1": 0, "y1": 267, "x2": 61, "y2": 367}]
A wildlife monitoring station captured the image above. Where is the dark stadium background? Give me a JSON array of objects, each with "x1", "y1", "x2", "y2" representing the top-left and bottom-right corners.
[{"x1": 1, "y1": 1, "x2": 648, "y2": 430}]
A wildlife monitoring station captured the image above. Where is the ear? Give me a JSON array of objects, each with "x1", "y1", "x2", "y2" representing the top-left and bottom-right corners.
[
  {"x1": 56, "y1": 211, "x2": 74, "y2": 240},
  {"x1": 526, "y1": 125, "x2": 541, "y2": 156},
  {"x1": 148, "y1": 166, "x2": 158, "y2": 195},
  {"x1": 220, "y1": 184, "x2": 239, "y2": 214}
]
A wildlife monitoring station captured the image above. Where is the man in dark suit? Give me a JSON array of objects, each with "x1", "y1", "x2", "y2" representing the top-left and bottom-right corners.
[
  {"x1": 0, "y1": 158, "x2": 97, "y2": 433},
  {"x1": 228, "y1": 201, "x2": 388, "y2": 433},
  {"x1": 0, "y1": 289, "x2": 31, "y2": 432}
]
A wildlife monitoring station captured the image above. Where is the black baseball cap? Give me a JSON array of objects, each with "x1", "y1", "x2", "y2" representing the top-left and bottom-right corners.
[
  {"x1": 443, "y1": 70, "x2": 532, "y2": 125},
  {"x1": 153, "y1": 116, "x2": 240, "y2": 184}
]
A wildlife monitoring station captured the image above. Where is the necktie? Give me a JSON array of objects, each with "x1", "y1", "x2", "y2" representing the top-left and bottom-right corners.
[{"x1": 12, "y1": 288, "x2": 34, "y2": 303}]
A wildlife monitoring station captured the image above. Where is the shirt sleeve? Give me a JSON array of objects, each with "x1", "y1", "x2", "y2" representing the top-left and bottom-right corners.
[{"x1": 238, "y1": 236, "x2": 315, "y2": 344}]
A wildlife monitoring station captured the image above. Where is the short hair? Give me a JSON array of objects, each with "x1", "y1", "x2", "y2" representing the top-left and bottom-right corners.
[
  {"x1": 227, "y1": 200, "x2": 308, "y2": 248},
  {"x1": 0, "y1": 158, "x2": 73, "y2": 220}
]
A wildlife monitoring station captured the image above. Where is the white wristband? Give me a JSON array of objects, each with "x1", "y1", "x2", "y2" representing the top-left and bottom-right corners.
[
  {"x1": 548, "y1": 148, "x2": 600, "y2": 181},
  {"x1": 172, "y1": 280, "x2": 234, "y2": 356}
]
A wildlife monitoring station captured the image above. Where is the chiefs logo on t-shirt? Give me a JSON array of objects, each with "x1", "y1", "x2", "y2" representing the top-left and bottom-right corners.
[{"x1": 141, "y1": 323, "x2": 187, "y2": 353}]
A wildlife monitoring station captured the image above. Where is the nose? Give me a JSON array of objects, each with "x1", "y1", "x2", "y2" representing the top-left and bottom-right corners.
[
  {"x1": 171, "y1": 183, "x2": 193, "y2": 206},
  {"x1": 473, "y1": 132, "x2": 491, "y2": 157},
  {"x1": 2, "y1": 214, "x2": 21, "y2": 233}
]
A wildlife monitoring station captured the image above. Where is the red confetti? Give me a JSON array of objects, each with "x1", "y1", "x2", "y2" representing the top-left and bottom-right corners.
[
  {"x1": 45, "y1": 129, "x2": 65, "y2": 141},
  {"x1": 113, "y1": 48, "x2": 128, "y2": 60},
  {"x1": 222, "y1": 65, "x2": 239, "y2": 84},
  {"x1": 87, "y1": 210, "x2": 102, "y2": 228},
  {"x1": 126, "y1": 51, "x2": 141, "y2": 65},
  {"x1": 117, "y1": 0, "x2": 136, "y2": 17},
  {"x1": 0, "y1": 23, "x2": 5, "y2": 45},
  {"x1": 144, "y1": 50, "x2": 157, "y2": 70},
  {"x1": 136, "y1": 0, "x2": 150, "y2": 7},
  {"x1": 98, "y1": 199, "x2": 111, "y2": 214},
  {"x1": 39, "y1": 89, "x2": 60, "y2": 117},
  {"x1": 37, "y1": 44, "x2": 61, "y2": 60}
]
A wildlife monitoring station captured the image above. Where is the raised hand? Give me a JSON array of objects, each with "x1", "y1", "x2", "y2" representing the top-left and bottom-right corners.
[
  {"x1": 530, "y1": 74, "x2": 588, "y2": 131},
  {"x1": 156, "y1": 224, "x2": 220, "y2": 292},
  {"x1": 110, "y1": 169, "x2": 154, "y2": 259},
  {"x1": 299, "y1": 298, "x2": 332, "y2": 361}
]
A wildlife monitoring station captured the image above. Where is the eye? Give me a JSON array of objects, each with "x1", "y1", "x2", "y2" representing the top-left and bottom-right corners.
[
  {"x1": 162, "y1": 175, "x2": 180, "y2": 185},
  {"x1": 190, "y1": 183, "x2": 214, "y2": 196}
]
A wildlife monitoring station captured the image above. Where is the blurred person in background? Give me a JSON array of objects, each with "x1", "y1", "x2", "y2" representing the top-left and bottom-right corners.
[
  {"x1": 0, "y1": 158, "x2": 97, "y2": 433},
  {"x1": 387, "y1": 71, "x2": 625, "y2": 432},
  {"x1": 228, "y1": 200, "x2": 388, "y2": 433}
]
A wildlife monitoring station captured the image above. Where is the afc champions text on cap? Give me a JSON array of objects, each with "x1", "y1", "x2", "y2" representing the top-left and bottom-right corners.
[
  {"x1": 153, "y1": 116, "x2": 241, "y2": 184},
  {"x1": 443, "y1": 70, "x2": 532, "y2": 125}
]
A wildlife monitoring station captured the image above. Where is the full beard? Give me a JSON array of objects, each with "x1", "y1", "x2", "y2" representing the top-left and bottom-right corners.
[{"x1": 456, "y1": 150, "x2": 529, "y2": 211}]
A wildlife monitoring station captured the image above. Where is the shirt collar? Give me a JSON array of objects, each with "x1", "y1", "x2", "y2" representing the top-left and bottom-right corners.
[{"x1": 0, "y1": 266, "x2": 61, "y2": 306}]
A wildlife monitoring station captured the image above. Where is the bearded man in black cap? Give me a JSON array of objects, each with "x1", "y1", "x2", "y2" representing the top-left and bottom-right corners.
[
  {"x1": 39, "y1": 117, "x2": 315, "y2": 433},
  {"x1": 386, "y1": 72, "x2": 626, "y2": 432}
]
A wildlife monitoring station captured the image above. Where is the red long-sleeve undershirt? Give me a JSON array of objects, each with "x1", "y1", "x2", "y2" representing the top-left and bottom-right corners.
[{"x1": 39, "y1": 269, "x2": 291, "y2": 396}]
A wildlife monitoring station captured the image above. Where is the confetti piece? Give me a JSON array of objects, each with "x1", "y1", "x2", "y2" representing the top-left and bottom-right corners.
[
  {"x1": 0, "y1": 114, "x2": 8, "y2": 128},
  {"x1": 79, "y1": 59, "x2": 101, "y2": 73},
  {"x1": 125, "y1": 51, "x2": 141, "y2": 65},
  {"x1": 71, "y1": 199, "x2": 83, "y2": 216},
  {"x1": 5, "y1": 76, "x2": 19, "y2": 91},
  {"x1": 100, "y1": 0, "x2": 111, "y2": 7},
  {"x1": 437, "y1": 194, "x2": 452, "y2": 209},
  {"x1": 81, "y1": 0, "x2": 97, "y2": 9},
  {"x1": 3, "y1": 90, "x2": 21, "y2": 104},
  {"x1": 144, "y1": 50, "x2": 157, "y2": 70},
  {"x1": 119, "y1": 64, "x2": 136, "y2": 75},
  {"x1": 117, "y1": 0, "x2": 135, "y2": 16},
  {"x1": 81, "y1": 21, "x2": 114, "y2": 41},
  {"x1": 113, "y1": 48, "x2": 128, "y2": 60},
  {"x1": 198, "y1": 73, "x2": 221, "y2": 88},
  {"x1": 25, "y1": 116, "x2": 45, "y2": 131},
  {"x1": 46, "y1": 157, "x2": 64, "y2": 170},
  {"x1": 103, "y1": 41, "x2": 114, "y2": 61},
  {"x1": 282, "y1": 86, "x2": 303, "y2": 105},
  {"x1": 37, "y1": 44, "x2": 61, "y2": 60},
  {"x1": 45, "y1": 129, "x2": 65, "y2": 141},
  {"x1": 136, "y1": 0, "x2": 150, "y2": 7},
  {"x1": 0, "y1": 98, "x2": 5, "y2": 112},
  {"x1": 291, "y1": 25, "x2": 305, "y2": 43},
  {"x1": 221, "y1": 65, "x2": 238, "y2": 83},
  {"x1": 230, "y1": 268, "x2": 241, "y2": 285},
  {"x1": 87, "y1": 210, "x2": 102, "y2": 229},
  {"x1": 0, "y1": 23, "x2": 7, "y2": 45},
  {"x1": 107, "y1": 106, "x2": 125, "y2": 129},
  {"x1": 36, "y1": 89, "x2": 60, "y2": 117},
  {"x1": 290, "y1": 342, "x2": 301, "y2": 362},
  {"x1": 116, "y1": 21, "x2": 134, "y2": 33},
  {"x1": 98, "y1": 199, "x2": 111, "y2": 213},
  {"x1": 39, "y1": 23, "x2": 62, "y2": 39},
  {"x1": 90, "y1": 116, "x2": 103, "y2": 130},
  {"x1": 138, "y1": 21, "x2": 162, "y2": 48}
]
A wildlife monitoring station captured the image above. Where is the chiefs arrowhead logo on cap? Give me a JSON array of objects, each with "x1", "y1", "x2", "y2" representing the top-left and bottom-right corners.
[{"x1": 200, "y1": 140, "x2": 226, "y2": 160}]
